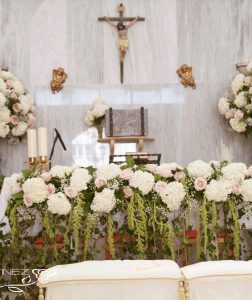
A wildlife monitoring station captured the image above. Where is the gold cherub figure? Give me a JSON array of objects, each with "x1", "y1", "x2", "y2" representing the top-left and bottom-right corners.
[
  {"x1": 50, "y1": 67, "x2": 67, "y2": 94},
  {"x1": 177, "y1": 64, "x2": 196, "y2": 89}
]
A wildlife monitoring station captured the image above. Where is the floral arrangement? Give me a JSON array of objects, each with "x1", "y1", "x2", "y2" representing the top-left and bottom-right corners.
[
  {"x1": 3, "y1": 159, "x2": 252, "y2": 271},
  {"x1": 0, "y1": 68, "x2": 35, "y2": 143},
  {"x1": 85, "y1": 99, "x2": 108, "y2": 127},
  {"x1": 218, "y1": 62, "x2": 252, "y2": 135}
]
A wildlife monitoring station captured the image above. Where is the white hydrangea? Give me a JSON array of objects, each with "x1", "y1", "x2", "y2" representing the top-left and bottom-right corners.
[
  {"x1": 47, "y1": 192, "x2": 71, "y2": 215},
  {"x1": 159, "y1": 182, "x2": 185, "y2": 211},
  {"x1": 19, "y1": 94, "x2": 32, "y2": 115},
  {"x1": 84, "y1": 110, "x2": 94, "y2": 126},
  {"x1": 241, "y1": 179, "x2": 252, "y2": 202},
  {"x1": 247, "y1": 62, "x2": 252, "y2": 73},
  {"x1": 0, "y1": 106, "x2": 10, "y2": 123},
  {"x1": 231, "y1": 74, "x2": 245, "y2": 95},
  {"x1": 22, "y1": 178, "x2": 48, "y2": 203},
  {"x1": 96, "y1": 163, "x2": 121, "y2": 180},
  {"x1": 222, "y1": 162, "x2": 247, "y2": 181},
  {"x1": 234, "y1": 93, "x2": 247, "y2": 108},
  {"x1": 218, "y1": 97, "x2": 230, "y2": 114},
  {"x1": 70, "y1": 168, "x2": 92, "y2": 192},
  {"x1": 91, "y1": 104, "x2": 108, "y2": 118},
  {"x1": 156, "y1": 163, "x2": 182, "y2": 173},
  {"x1": 205, "y1": 179, "x2": 231, "y2": 202},
  {"x1": 13, "y1": 80, "x2": 25, "y2": 95},
  {"x1": 229, "y1": 118, "x2": 247, "y2": 132},
  {"x1": 0, "y1": 122, "x2": 9, "y2": 138},
  {"x1": 187, "y1": 160, "x2": 214, "y2": 179},
  {"x1": 0, "y1": 92, "x2": 6, "y2": 107},
  {"x1": 91, "y1": 188, "x2": 116, "y2": 213},
  {"x1": 0, "y1": 78, "x2": 7, "y2": 93},
  {"x1": 50, "y1": 165, "x2": 72, "y2": 178},
  {"x1": 12, "y1": 121, "x2": 28, "y2": 136},
  {"x1": 129, "y1": 170, "x2": 155, "y2": 195}
]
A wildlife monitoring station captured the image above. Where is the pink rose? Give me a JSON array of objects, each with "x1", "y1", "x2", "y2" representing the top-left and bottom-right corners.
[
  {"x1": 47, "y1": 184, "x2": 56, "y2": 195},
  {"x1": 31, "y1": 105, "x2": 36, "y2": 113},
  {"x1": 24, "y1": 194, "x2": 33, "y2": 207},
  {"x1": 225, "y1": 110, "x2": 234, "y2": 119},
  {"x1": 95, "y1": 178, "x2": 107, "y2": 188},
  {"x1": 146, "y1": 164, "x2": 157, "y2": 173},
  {"x1": 123, "y1": 186, "x2": 133, "y2": 198},
  {"x1": 210, "y1": 160, "x2": 221, "y2": 170},
  {"x1": 6, "y1": 79, "x2": 14, "y2": 89},
  {"x1": 41, "y1": 172, "x2": 52, "y2": 182},
  {"x1": 12, "y1": 103, "x2": 22, "y2": 113},
  {"x1": 13, "y1": 183, "x2": 22, "y2": 193},
  {"x1": 174, "y1": 171, "x2": 186, "y2": 181},
  {"x1": 232, "y1": 183, "x2": 242, "y2": 195},
  {"x1": 159, "y1": 169, "x2": 172, "y2": 178},
  {"x1": 234, "y1": 110, "x2": 244, "y2": 120},
  {"x1": 9, "y1": 92, "x2": 17, "y2": 100},
  {"x1": 27, "y1": 114, "x2": 36, "y2": 127},
  {"x1": 9, "y1": 115, "x2": 19, "y2": 125},
  {"x1": 120, "y1": 168, "x2": 134, "y2": 180},
  {"x1": 194, "y1": 177, "x2": 207, "y2": 191},
  {"x1": 64, "y1": 186, "x2": 78, "y2": 198},
  {"x1": 154, "y1": 181, "x2": 167, "y2": 194}
]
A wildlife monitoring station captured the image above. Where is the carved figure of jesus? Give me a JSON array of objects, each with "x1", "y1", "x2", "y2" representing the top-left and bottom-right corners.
[{"x1": 104, "y1": 16, "x2": 140, "y2": 63}]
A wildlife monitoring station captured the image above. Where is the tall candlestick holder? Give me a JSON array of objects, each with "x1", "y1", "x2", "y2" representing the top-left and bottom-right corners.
[
  {"x1": 39, "y1": 156, "x2": 49, "y2": 173},
  {"x1": 28, "y1": 157, "x2": 37, "y2": 169}
]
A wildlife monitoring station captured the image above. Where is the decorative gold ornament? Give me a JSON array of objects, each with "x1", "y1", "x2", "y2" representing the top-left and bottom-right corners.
[
  {"x1": 50, "y1": 67, "x2": 67, "y2": 94},
  {"x1": 177, "y1": 64, "x2": 196, "y2": 89}
]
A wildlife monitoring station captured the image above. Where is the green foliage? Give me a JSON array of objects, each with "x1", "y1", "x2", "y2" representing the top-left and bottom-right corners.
[{"x1": 107, "y1": 214, "x2": 115, "y2": 259}]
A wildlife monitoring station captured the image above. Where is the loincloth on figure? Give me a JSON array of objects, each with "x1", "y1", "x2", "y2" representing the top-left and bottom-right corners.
[{"x1": 119, "y1": 39, "x2": 129, "y2": 51}]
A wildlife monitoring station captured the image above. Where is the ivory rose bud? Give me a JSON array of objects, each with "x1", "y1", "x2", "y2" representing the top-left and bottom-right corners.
[
  {"x1": 146, "y1": 164, "x2": 157, "y2": 173},
  {"x1": 6, "y1": 79, "x2": 14, "y2": 89},
  {"x1": 47, "y1": 184, "x2": 56, "y2": 195},
  {"x1": 24, "y1": 194, "x2": 33, "y2": 207},
  {"x1": 154, "y1": 181, "x2": 167, "y2": 194},
  {"x1": 234, "y1": 110, "x2": 244, "y2": 120},
  {"x1": 120, "y1": 168, "x2": 134, "y2": 180},
  {"x1": 123, "y1": 186, "x2": 133, "y2": 198},
  {"x1": 9, "y1": 115, "x2": 19, "y2": 125},
  {"x1": 9, "y1": 92, "x2": 17, "y2": 100},
  {"x1": 95, "y1": 178, "x2": 107, "y2": 188},
  {"x1": 232, "y1": 182, "x2": 242, "y2": 195},
  {"x1": 194, "y1": 177, "x2": 207, "y2": 191},
  {"x1": 159, "y1": 169, "x2": 172, "y2": 178},
  {"x1": 174, "y1": 171, "x2": 186, "y2": 181},
  {"x1": 12, "y1": 103, "x2": 22, "y2": 113},
  {"x1": 41, "y1": 172, "x2": 52, "y2": 182},
  {"x1": 225, "y1": 110, "x2": 234, "y2": 119},
  {"x1": 27, "y1": 114, "x2": 36, "y2": 127},
  {"x1": 64, "y1": 186, "x2": 78, "y2": 199}
]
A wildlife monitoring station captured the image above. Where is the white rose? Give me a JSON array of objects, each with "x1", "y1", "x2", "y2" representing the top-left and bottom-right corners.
[
  {"x1": 47, "y1": 192, "x2": 71, "y2": 215},
  {"x1": 13, "y1": 80, "x2": 25, "y2": 95},
  {"x1": 70, "y1": 168, "x2": 92, "y2": 192},
  {"x1": 241, "y1": 179, "x2": 252, "y2": 202},
  {"x1": 160, "y1": 181, "x2": 185, "y2": 211},
  {"x1": 218, "y1": 97, "x2": 230, "y2": 114},
  {"x1": 91, "y1": 188, "x2": 116, "y2": 213},
  {"x1": 12, "y1": 121, "x2": 28, "y2": 136},
  {"x1": 19, "y1": 94, "x2": 32, "y2": 115},
  {"x1": 222, "y1": 163, "x2": 247, "y2": 181},
  {"x1": 187, "y1": 160, "x2": 214, "y2": 179},
  {"x1": 96, "y1": 163, "x2": 121, "y2": 180},
  {"x1": 231, "y1": 74, "x2": 245, "y2": 95},
  {"x1": 205, "y1": 179, "x2": 231, "y2": 202},
  {"x1": 22, "y1": 178, "x2": 48, "y2": 203},
  {"x1": 91, "y1": 104, "x2": 108, "y2": 118},
  {"x1": 0, "y1": 78, "x2": 7, "y2": 93},
  {"x1": 0, "y1": 92, "x2": 6, "y2": 107},
  {"x1": 0, "y1": 122, "x2": 10, "y2": 138},
  {"x1": 247, "y1": 62, "x2": 252, "y2": 73},
  {"x1": 234, "y1": 94, "x2": 247, "y2": 108},
  {"x1": 50, "y1": 165, "x2": 72, "y2": 178},
  {"x1": 0, "y1": 106, "x2": 10, "y2": 123},
  {"x1": 129, "y1": 170, "x2": 155, "y2": 195},
  {"x1": 229, "y1": 118, "x2": 247, "y2": 133}
]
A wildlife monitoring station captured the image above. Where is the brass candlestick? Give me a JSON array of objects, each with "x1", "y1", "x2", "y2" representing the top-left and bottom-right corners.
[
  {"x1": 39, "y1": 156, "x2": 49, "y2": 172},
  {"x1": 28, "y1": 157, "x2": 37, "y2": 169}
]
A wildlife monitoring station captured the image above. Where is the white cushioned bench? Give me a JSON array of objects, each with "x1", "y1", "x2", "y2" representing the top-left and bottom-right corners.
[
  {"x1": 38, "y1": 260, "x2": 183, "y2": 300},
  {"x1": 181, "y1": 260, "x2": 252, "y2": 300}
]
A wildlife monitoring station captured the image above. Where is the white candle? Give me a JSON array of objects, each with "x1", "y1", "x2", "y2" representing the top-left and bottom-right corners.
[
  {"x1": 38, "y1": 127, "x2": 48, "y2": 156},
  {"x1": 27, "y1": 129, "x2": 37, "y2": 158}
]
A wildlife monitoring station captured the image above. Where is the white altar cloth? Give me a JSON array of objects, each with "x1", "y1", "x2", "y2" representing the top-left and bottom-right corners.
[
  {"x1": 38, "y1": 260, "x2": 182, "y2": 300},
  {"x1": 181, "y1": 260, "x2": 252, "y2": 300}
]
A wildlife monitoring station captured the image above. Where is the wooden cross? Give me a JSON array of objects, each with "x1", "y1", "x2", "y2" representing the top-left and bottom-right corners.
[{"x1": 98, "y1": 3, "x2": 145, "y2": 83}]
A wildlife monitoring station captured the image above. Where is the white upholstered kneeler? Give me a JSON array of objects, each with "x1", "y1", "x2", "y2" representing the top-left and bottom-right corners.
[
  {"x1": 38, "y1": 260, "x2": 182, "y2": 300},
  {"x1": 181, "y1": 260, "x2": 252, "y2": 300}
]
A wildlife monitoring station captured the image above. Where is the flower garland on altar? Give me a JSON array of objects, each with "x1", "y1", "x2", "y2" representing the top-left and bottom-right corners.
[
  {"x1": 3, "y1": 159, "x2": 252, "y2": 269},
  {"x1": 218, "y1": 62, "x2": 252, "y2": 135},
  {"x1": 0, "y1": 69, "x2": 35, "y2": 143}
]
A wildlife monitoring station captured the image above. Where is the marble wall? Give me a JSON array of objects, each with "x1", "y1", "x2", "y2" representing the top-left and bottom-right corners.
[{"x1": 0, "y1": 0, "x2": 252, "y2": 175}]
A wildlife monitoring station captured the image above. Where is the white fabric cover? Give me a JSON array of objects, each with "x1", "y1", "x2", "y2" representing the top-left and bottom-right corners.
[
  {"x1": 181, "y1": 260, "x2": 252, "y2": 300},
  {"x1": 39, "y1": 260, "x2": 182, "y2": 300}
]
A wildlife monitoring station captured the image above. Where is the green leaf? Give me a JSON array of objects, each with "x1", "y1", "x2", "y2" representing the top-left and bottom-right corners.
[
  {"x1": 11, "y1": 191, "x2": 24, "y2": 200},
  {"x1": 22, "y1": 169, "x2": 32, "y2": 180}
]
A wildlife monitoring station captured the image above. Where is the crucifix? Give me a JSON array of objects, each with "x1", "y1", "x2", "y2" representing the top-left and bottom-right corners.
[{"x1": 98, "y1": 3, "x2": 145, "y2": 84}]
